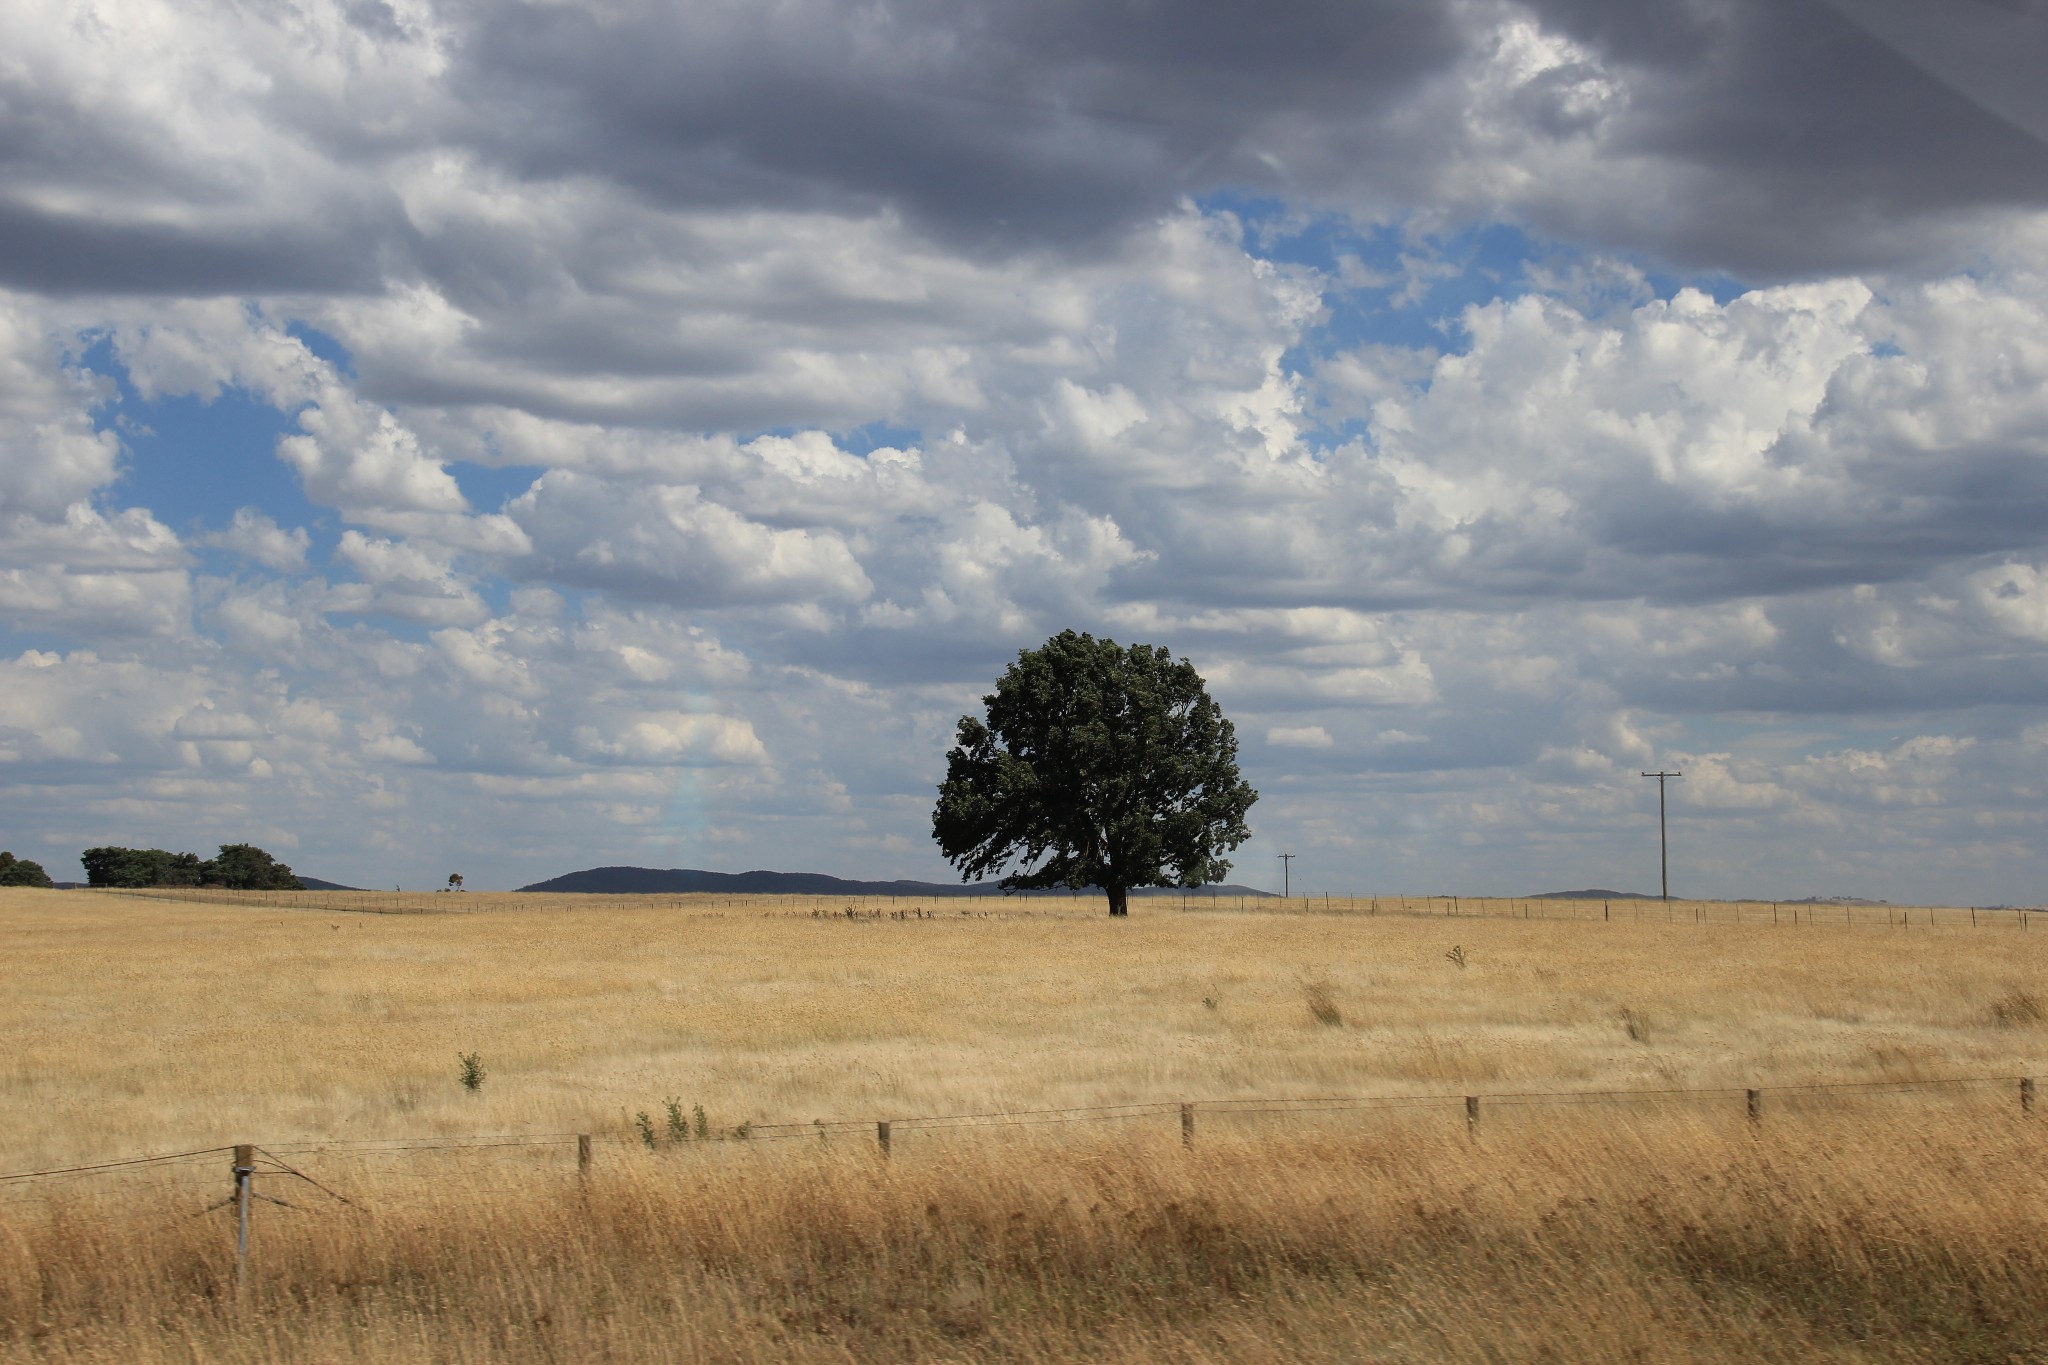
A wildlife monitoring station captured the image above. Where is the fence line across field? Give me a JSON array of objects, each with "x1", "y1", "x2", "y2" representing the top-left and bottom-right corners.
[
  {"x1": 6, "y1": 1072, "x2": 2038, "y2": 1194},
  {"x1": 82, "y1": 885, "x2": 2046, "y2": 930},
  {"x1": 5, "y1": 1073, "x2": 2038, "y2": 1270}
]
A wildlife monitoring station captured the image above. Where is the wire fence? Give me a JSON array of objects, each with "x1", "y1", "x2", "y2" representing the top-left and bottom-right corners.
[
  {"x1": 4, "y1": 1073, "x2": 2038, "y2": 1209},
  {"x1": 74, "y1": 886, "x2": 2047, "y2": 929}
]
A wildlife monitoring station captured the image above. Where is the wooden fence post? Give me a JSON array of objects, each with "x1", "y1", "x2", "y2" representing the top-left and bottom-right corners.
[
  {"x1": 1465, "y1": 1096, "x2": 1480, "y2": 1133},
  {"x1": 1181, "y1": 1103, "x2": 1194, "y2": 1148},
  {"x1": 232, "y1": 1143, "x2": 254, "y2": 1295},
  {"x1": 2023, "y1": 1078, "x2": 2035, "y2": 1117},
  {"x1": 577, "y1": 1134, "x2": 592, "y2": 1174},
  {"x1": 1746, "y1": 1089, "x2": 1762, "y2": 1125},
  {"x1": 876, "y1": 1121, "x2": 892, "y2": 1159}
]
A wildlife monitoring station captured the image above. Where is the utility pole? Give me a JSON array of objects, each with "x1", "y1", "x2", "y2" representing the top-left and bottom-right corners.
[
  {"x1": 1278, "y1": 853, "x2": 1295, "y2": 899},
  {"x1": 1640, "y1": 771, "x2": 1682, "y2": 904}
]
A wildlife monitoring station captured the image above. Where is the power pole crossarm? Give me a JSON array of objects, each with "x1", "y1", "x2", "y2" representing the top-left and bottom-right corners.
[{"x1": 1640, "y1": 771, "x2": 1682, "y2": 904}]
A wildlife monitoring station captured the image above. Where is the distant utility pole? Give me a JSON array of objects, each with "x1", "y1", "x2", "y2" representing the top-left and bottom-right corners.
[
  {"x1": 1640, "y1": 771, "x2": 1682, "y2": 904},
  {"x1": 1278, "y1": 853, "x2": 1295, "y2": 899}
]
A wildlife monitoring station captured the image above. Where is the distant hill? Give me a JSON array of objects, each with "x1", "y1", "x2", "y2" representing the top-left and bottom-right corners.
[
  {"x1": 518, "y1": 866, "x2": 1276, "y2": 898},
  {"x1": 299, "y1": 877, "x2": 362, "y2": 891}
]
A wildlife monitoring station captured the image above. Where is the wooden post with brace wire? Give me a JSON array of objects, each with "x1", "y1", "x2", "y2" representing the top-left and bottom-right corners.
[{"x1": 233, "y1": 1144, "x2": 253, "y2": 1296}]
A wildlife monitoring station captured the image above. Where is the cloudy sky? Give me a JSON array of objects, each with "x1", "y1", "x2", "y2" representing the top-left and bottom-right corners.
[{"x1": 6, "y1": 0, "x2": 2048, "y2": 898}]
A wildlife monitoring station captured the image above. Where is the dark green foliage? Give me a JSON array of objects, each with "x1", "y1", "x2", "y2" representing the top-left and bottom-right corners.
[
  {"x1": 205, "y1": 843, "x2": 303, "y2": 890},
  {"x1": 932, "y1": 630, "x2": 1257, "y2": 917},
  {"x1": 0, "y1": 852, "x2": 55, "y2": 888},
  {"x1": 80, "y1": 847, "x2": 202, "y2": 887},
  {"x1": 80, "y1": 843, "x2": 303, "y2": 890}
]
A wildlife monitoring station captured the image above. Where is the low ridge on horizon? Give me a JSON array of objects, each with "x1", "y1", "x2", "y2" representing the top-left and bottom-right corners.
[{"x1": 518, "y1": 865, "x2": 1279, "y2": 898}]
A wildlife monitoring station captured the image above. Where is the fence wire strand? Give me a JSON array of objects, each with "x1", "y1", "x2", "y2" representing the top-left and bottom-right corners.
[{"x1": 3, "y1": 1074, "x2": 2036, "y2": 1194}]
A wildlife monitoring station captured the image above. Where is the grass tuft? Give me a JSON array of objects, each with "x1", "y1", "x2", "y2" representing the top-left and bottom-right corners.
[
  {"x1": 1302, "y1": 976, "x2": 1342, "y2": 1027},
  {"x1": 1988, "y1": 990, "x2": 2045, "y2": 1027}
]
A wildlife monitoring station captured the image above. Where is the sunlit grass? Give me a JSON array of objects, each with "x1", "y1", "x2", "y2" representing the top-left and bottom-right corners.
[{"x1": 3, "y1": 887, "x2": 2045, "y2": 1361}]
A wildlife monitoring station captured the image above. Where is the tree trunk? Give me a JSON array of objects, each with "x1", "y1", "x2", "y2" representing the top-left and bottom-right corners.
[{"x1": 1107, "y1": 884, "x2": 1129, "y2": 917}]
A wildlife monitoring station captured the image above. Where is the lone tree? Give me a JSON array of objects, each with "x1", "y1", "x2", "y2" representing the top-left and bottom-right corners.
[{"x1": 933, "y1": 630, "x2": 1257, "y2": 916}]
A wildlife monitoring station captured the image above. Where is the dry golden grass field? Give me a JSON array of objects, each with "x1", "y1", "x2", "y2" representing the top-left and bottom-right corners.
[{"x1": 4, "y1": 886, "x2": 2047, "y2": 1362}]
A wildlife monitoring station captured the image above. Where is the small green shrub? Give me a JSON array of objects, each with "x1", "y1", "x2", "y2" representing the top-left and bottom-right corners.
[
  {"x1": 694, "y1": 1103, "x2": 709, "y2": 1141},
  {"x1": 665, "y1": 1097, "x2": 690, "y2": 1143},
  {"x1": 457, "y1": 1052, "x2": 486, "y2": 1092},
  {"x1": 634, "y1": 1111, "x2": 657, "y2": 1149}
]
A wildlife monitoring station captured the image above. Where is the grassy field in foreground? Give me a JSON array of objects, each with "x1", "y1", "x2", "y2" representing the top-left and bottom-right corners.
[{"x1": 4, "y1": 887, "x2": 2047, "y2": 1361}]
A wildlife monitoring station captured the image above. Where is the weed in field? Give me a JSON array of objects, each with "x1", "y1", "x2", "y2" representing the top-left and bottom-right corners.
[
  {"x1": 1445, "y1": 945, "x2": 1467, "y2": 969},
  {"x1": 634, "y1": 1111, "x2": 657, "y2": 1149},
  {"x1": 665, "y1": 1097, "x2": 690, "y2": 1142},
  {"x1": 1202, "y1": 995, "x2": 1218, "y2": 1010},
  {"x1": 1616, "y1": 1007, "x2": 1651, "y2": 1043},
  {"x1": 1989, "y1": 990, "x2": 2045, "y2": 1027},
  {"x1": 457, "y1": 1052, "x2": 485, "y2": 1092},
  {"x1": 1302, "y1": 976, "x2": 1342, "y2": 1027},
  {"x1": 694, "y1": 1103, "x2": 709, "y2": 1141}
]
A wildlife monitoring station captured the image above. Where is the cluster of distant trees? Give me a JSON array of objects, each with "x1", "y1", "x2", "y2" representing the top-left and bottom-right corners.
[
  {"x1": 80, "y1": 844, "x2": 303, "y2": 891},
  {"x1": 0, "y1": 852, "x2": 55, "y2": 888}
]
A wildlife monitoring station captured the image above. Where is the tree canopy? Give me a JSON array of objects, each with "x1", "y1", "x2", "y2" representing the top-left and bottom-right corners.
[
  {"x1": 81, "y1": 844, "x2": 303, "y2": 891},
  {"x1": 932, "y1": 631, "x2": 1257, "y2": 916},
  {"x1": 0, "y1": 852, "x2": 55, "y2": 888}
]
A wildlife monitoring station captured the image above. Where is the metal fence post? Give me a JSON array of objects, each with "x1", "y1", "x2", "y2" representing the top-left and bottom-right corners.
[
  {"x1": 876, "y1": 1121, "x2": 891, "y2": 1159},
  {"x1": 1180, "y1": 1103, "x2": 1194, "y2": 1148}
]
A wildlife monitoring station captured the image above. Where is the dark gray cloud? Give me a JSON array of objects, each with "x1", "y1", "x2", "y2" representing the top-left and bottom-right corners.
[
  {"x1": 1516, "y1": 0, "x2": 2048, "y2": 274},
  {"x1": 8, "y1": 0, "x2": 2048, "y2": 300},
  {"x1": 437, "y1": 0, "x2": 2048, "y2": 273},
  {"x1": 447, "y1": 0, "x2": 1462, "y2": 251}
]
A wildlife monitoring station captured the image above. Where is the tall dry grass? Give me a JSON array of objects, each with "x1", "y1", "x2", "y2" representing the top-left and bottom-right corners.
[
  {"x1": 5, "y1": 1104, "x2": 2047, "y2": 1362},
  {"x1": 4, "y1": 887, "x2": 2046, "y2": 1360},
  {"x1": 6, "y1": 887, "x2": 2045, "y2": 1171}
]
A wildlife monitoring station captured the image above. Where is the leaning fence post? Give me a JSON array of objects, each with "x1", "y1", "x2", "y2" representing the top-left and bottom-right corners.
[
  {"x1": 577, "y1": 1134, "x2": 592, "y2": 1174},
  {"x1": 1465, "y1": 1096, "x2": 1480, "y2": 1133},
  {"x1": 1746, "y1": 1089, "x2": 1762, "y2": 1125},
  {"x1": 1180, "y1": 1103, "x2": 1194, "y2": 1148},
  {"x1": 2023, "y1": 1078, "x2": 2035, "y2": 1117},
  {"x1": 876, "y1": 1121, "x2": 892, "y2": 1159},
  {"x1": 232, "y1": 1143, "x2": 254, "y2": 1295}
]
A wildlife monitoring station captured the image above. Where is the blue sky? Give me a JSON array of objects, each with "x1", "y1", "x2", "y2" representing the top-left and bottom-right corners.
[{"x1": 5, "y1": 0, "x2": 2048, "y2": 900}]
